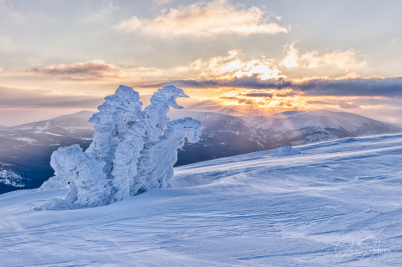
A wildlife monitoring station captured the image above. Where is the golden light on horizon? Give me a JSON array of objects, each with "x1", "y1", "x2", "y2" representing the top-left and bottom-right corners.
[{"x1": 183, "y1": 87, "x2": 386, "y2": 116}]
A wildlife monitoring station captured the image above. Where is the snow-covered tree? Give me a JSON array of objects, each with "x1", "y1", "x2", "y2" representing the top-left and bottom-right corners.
[
  {"x1": 39, "y1": 85, "x2": 202, "y2": 210},
  {"x1": 131, "y1": 118, "x2": 202, "y2": 196},
  {"x1": 85, "y1": 85, "x2": 143, "y2": 179}
]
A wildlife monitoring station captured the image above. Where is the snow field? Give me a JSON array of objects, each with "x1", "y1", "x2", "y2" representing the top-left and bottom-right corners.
[{"x1": 1, "y1": 134, "x2": 402, "y2": 266}]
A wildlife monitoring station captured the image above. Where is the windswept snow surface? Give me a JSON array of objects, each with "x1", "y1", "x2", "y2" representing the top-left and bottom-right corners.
[
  {"x1": 272, "y1": 145, "x2": 301, "y2": 157},
  {"x1": 1, "y1": 134, "x2": 402, "y2": 266}
]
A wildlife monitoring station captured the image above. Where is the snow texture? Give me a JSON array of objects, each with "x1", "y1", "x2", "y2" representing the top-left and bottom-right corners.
[
  {"x1": 0, "y1": 170, "x2": 25, "y2": 187},
  {"x1": 38, "y1": 175, "x2": 67, "y2": 192},
  {"x1": 272, "y1": 145, "x2": 301, "y2": 157},
  {"x1": 2, "y1": 134, "x2": 402, "y2": 266},
  {"x1": 39, "y1": 85, "x2": 202, "y2": 209},
  {"x1": 129, "y1": 117, "x2": 202, "y2": 196},
  {"x1": 38, "y1": 144, "x2": 110, "y2": 210},
  {"x1": 85, "y1": 85, "x2": 143, "y2": 179}
]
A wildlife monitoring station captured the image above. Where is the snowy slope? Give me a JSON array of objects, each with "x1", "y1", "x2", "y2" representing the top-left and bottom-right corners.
[
  {"x1": 1, "y1": 134, "x2": 402, "y2": 266},
  {"x1": 0, "y1": 109, "x2": 400, "y2": 195}
]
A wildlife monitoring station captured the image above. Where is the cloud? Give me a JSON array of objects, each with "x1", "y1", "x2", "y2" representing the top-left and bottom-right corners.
[
  {"x1": 9, "y1": 60, "x2": 162, "y2": 82},
  {"x1": 280, "y1": 42, "x2": 368, "y2": 70},
  {"x1": 142, "y1": 75, "x2": 292, "y2": 89},
  {"x1": 152, "y1": 0, "x2": 176, "y2": 4},
  {"x1": 280, "y1": 42, "x2": 300, "y2": 68},
  {"x1": 114, "y1": 0, "x2": 288, "y2": 37},
  {"x1": 237, "y1": 98, "x2": 254, "y2": 104},
  {"x1": 184, "y1": 50, "x2": 285, "y2": 80},
  {"x1": 8, "y1": 49, "x2": 398, "y2": 100},
  {"x1": 242, "y1": 92, "x2": 273, "y2": 98},
  {"x1": 13, "y1": 60, "x2": 122, "y2": 81},
  {"x1": 0, "y1": 86, "x2": 104, "y2": 108},
  {"x1": 293, "y1": 77, "x2": 402, "y2": 97},
  {"x1": 220, "y1": 96, "x2": 255, "y2": 105},
  {"x1": 8, "y1": 46, "x2": 370, "y2": 88},
  {"x1": 338, "y1": 102, "x2": 360, "y2": 109},
  {"x1": 9, "y1": 50, "x2": 285, "y2": 83},
  {"x1": 307, "y1": 100, "x2": 361, "y2": 109},
  {"x1": 144, "y1": 76, "x2": 402, "y2": 98}
]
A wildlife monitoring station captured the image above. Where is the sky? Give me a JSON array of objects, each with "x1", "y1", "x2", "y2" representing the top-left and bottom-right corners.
[{"x1": 1, "y1": 0, "x2": 402, "y2": 126}]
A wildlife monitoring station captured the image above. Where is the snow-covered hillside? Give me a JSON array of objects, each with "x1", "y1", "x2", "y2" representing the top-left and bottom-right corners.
[
  {"x1": 171, "y1": 109, "x2": 401, "y2": 165},
  {"x1": 244, "y1": 110, "x2": 401, "y2": 146},
  {"x1": 1, "y1": 134, "x2": 402, "y2": 266},
  {"x1": 0, "y1": 111, "x2": 94, "y2": 194},
  {"x1": 0, "y1": 109, "x2": 400, "y2": 195}
]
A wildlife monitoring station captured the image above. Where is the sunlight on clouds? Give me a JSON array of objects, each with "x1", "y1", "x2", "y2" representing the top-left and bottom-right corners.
[
  {"x1": 281, "y1": 42, "x2": 367, "y2": 70},
  {"x1": 8, "y1": 51, "x2": 286, "y2": 83},
  {"x1": 291, "y1": 73, "x2": 361, "y2": 84},
  {"x1": 6, "y1": 48, "x2": 374, "y2": 94},
  {"x1": 7, "y1": 50, "x2": 285, "y2": 83},
  {"x1": 205, "y1": 88, "x2": 384, "y2": 116},
  {"x1": 179, "y1": 50, "x2": 285, "y2": 80},
  {"x1": 215, "y1": 89, "x2": 300, "y2": 110},
  {"x1": 280, "y1": 42, "x2": 299, "y2": 68},
  {"x1": 114, "y1": 0, "x2": 288, "y2": 37}
]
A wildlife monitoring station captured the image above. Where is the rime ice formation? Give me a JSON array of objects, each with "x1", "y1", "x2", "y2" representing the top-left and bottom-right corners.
[
  {"x1": 40, "y1": 145, "x2": 110, "y2": 210},
  {"x1": 39, "y1": 85, "x2": 202, "y2": 209},
  {"x1": 272, "y1": 146, "x2": 301, "y2": 157},
  {"x1": 38, "y1": 175, "x2": 68, "y2": 192},
  {"x1": 85, "y1": 85, "x2": 143, "y2": 179},
  {"x1": 130, "y1": 118, "x2": 202, "y2": 196},
  {"x1": 111, "y1": 86, "x2": 191, "y2": 201}
]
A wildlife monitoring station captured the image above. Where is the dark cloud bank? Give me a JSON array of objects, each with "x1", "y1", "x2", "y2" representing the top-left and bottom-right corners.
[{"x1": 143, "y1": 76, "x2": 402, "y2": 97}]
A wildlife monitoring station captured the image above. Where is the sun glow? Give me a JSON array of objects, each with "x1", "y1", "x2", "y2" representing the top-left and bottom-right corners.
[{"x1": 186, "y1": 87, "x2": 380, "y2": 116}]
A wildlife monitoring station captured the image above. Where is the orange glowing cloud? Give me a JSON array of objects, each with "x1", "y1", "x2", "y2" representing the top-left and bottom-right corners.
[
  {"x1": 8, "y1": 51, "x2": 286, "y2": 84},
  {"x1": 280, "y1": 42, "x2": 368, "y2": 70},
  {"x1": 181, "y1": 50, "x2": 285, "y2": 80},
  {"x1": 114, "y1": 0, "x2": 288, "y2": 37}
]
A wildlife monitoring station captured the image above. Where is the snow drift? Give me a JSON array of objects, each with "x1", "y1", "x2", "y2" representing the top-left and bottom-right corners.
[
  {"x1": 2, "y1": 133, "x2": 402, "y2": 266},
  {"x1": 272, "y1": 146, "x2": 301, "y2": 157},
  {"x1": 39, "y1": 85, "x2": 202, "y2": 209}
]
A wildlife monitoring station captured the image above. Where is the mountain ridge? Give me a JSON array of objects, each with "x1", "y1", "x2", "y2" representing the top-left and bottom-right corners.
[{"x1": 0, "y1": 109, "x2": 400, "y2": 194}]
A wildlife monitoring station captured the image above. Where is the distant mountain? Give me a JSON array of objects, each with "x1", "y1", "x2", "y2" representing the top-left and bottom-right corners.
[
  {"x1": 0, "y1": 109, "x2": 400, "y2": 194},
  {"x1": 170, "y1": 109, "x2": 401, "y2": 165},
  {"x1": 169, "y1": 111, "x2": 269, "y2": 165},
  {"x1": 0, "y1": 111, "x2": 94, "y2": 194},
  {"x1": 243, "y1": 110, "x2": 401, "y2": 146}
]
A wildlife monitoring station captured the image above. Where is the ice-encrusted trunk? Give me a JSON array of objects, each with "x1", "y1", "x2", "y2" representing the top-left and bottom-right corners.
[
  {"x1": 86, "y1": 85, "x2": 143, "y2": 179},
  {"x1": 110, "y1": 119, "x2": 159, "y2": 202},
  {"x1": 131, "y1": 118, "x2": 202, "y2": 195},
  {"x1": 39, "y1": 145, "x2": 111, "y2": 210},
  {"x1": 38, "y1": 85, "x2": 202, "y2": 210},
  {"x1": 111, "y1": 86, "x2": 190, "y2": 200}
]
